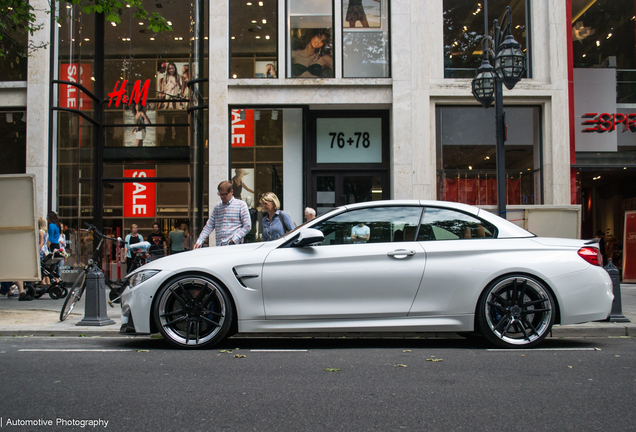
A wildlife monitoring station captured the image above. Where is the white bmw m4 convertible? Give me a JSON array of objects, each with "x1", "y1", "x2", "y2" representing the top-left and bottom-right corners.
[{"x1": 120, "y1": 200, "x2": 613, "y2": 349}]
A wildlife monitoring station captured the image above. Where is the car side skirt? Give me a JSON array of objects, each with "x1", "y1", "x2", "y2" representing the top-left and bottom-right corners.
[{"x1": 238, "y1": 315, "x2": 475, "y2": 333}]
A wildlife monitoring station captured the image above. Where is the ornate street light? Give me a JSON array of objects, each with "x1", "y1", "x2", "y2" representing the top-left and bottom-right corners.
[
  {"x1": 471, "y1": 4, "x2": 526, "y2": 217},
  {"x1": 494, "y1": 32, "x2": 526, "y2": 90}
]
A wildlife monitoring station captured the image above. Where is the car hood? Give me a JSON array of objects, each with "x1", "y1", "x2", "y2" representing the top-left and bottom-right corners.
[{"x1": 133, "y1": 242, "x2": 267, "y2": 273}]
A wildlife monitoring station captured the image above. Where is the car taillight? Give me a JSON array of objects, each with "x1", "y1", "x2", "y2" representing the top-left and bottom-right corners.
[{"x1": 578, "y1": 247, "x2": 603, "y2": 267}]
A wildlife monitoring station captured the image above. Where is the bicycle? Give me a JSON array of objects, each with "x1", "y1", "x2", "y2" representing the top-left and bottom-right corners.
[
  {"x1": 107, "y1": 241, "x2": 151, "y2": 306},
  {"x1": 59, "y1": 223, "x2": 123, "y2": 321}
]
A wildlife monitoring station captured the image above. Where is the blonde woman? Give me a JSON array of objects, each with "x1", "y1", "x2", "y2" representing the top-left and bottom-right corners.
[
  {"x1": 260, "y1": 192, "x2": 295, "y2": 241},
  {"x1": 38, "y1": 217, "x2": 50, "y2": 285}
]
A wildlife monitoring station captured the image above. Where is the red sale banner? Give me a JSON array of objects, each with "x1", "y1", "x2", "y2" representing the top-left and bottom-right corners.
[
  {"x1": 231, "y1": 109, "x2": 254, "y2": 147},
  {"x1": 124, "y1": 169, "x2": 156, "y2": 218},
  {"x1": 60, "y1": 63, "x2": 93, "y2": 109},
  {"x1": 623, "y1": 210, "x2": 636, "y2": 282}
]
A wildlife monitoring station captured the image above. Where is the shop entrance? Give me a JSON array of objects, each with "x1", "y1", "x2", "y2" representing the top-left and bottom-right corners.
[
  {"x1": 311, "y1": 171, "x2": 387, "y2": 216},
  {"x1": 306, "y1": 110, "x2": 390, "y2": 216}
]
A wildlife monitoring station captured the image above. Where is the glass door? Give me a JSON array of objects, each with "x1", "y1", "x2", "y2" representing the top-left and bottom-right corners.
[{"x1": 312, "y1": 171, "x2": 387, "y2": 216}]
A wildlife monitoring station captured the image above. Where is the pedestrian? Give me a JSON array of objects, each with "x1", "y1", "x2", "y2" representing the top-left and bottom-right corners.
[
  {"x1": 304, "y1": 207, "x2": 316, "y2": 222},
  {"x1": 596, "y1": 230, "x2": 607, "y2": 264},
  {"x1": 168, "y1": 223, "x2": 188, "y2": 254},
  {"x1": 261, "y1": 192, "x2": 295, "y2": 242},
  {"x1": 38, "y1": 217, "x2": 50, "y2": 285},
  {"x1": 193, "y1": 181, "x2": 252, "y2": 248},
  {"x1": 123, "y1": 224, "x2": 144, "y2": 274},
  {"x1": 148, "y1": 222, "x2": 168, "y2": 259},
  {"x1": 1, "y1": 282, "x2": 33, "y2": 301},
  {"x1": 47, "y1": 211, "x2": 61, "y2": 252}
]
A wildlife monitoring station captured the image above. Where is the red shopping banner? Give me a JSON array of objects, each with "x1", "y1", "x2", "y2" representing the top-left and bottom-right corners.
[
  {"x1": 231, "y1": 109, "x2": 255, "y2": 147},
  {"x1": 623, "y1": 211, "x2": 636, "y2": 282},
  {"x1": 60, "y1": 63, "x2": 93, "y2": 109},
  {"x1": 124, "y1": 169, "x2": 156, "y2": 218}
]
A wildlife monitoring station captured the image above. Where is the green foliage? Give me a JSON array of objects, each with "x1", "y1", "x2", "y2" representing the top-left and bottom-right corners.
[{"x1": 0, "y1": 0, "x2": 171, "y2": 58}]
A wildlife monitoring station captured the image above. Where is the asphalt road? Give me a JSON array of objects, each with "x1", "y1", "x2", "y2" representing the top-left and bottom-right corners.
[{"x1": 0, "y1": 336, "x2": 634, "y2": 432}]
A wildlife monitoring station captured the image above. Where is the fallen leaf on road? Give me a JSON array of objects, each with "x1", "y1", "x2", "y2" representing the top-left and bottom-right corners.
[
  {"x1": 426, "y1": 359, "x2": 443, "y2": 362},
  {"x1": 403, "y1": 350, "x2": 411, "y2": 353},
  {"x1": 219, "y1": 350, "x2": 233, "y2": 353},
  {"x1": 324, "y1": 368, "x2": 341, "y2": 372},
  {"x1": 234, "y1": 355, "x2": 246, "y2": 358},
  {"x1": 394, "y1": 364, "x2": 408, "y2": 367},
  {"x1": 567, "y1": 366, "x2": 573, "y2": 368}
]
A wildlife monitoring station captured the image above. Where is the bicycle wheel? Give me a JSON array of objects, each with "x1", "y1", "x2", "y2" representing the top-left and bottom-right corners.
[{"x1": 60, "y1": 271, "x2": 87, "y2": 321}]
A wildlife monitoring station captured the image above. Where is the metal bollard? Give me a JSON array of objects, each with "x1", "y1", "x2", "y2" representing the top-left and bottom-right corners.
[
  {"x1": 604, "y1": 260, "x2": 630, "y2": 323},
  {"x1": 77, "y1": 269, "x2": 116, "y2": 326}
]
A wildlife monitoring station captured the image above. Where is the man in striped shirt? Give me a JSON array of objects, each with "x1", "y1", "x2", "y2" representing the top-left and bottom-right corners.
[{"x1": 193, "y1": 181, "x2": 252, "y2": 247}]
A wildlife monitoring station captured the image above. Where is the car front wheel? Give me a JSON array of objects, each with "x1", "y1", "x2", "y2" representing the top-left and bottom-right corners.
[
  {"x1": 476, "y1": 275, "x2": 555, "y2": 349},
  {"x1": 154, "y1": 274, "x2": 233, "y2": 349}
]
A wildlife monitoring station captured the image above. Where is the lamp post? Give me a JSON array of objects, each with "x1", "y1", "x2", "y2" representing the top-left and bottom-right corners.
[{"x1": 471, "y1": 5, "x2": 526, "y2": 217}]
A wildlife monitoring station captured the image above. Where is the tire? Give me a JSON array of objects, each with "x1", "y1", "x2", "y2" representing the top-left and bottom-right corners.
[
  {"x1": 60, "y1": 271, "x2": 87, "y2": 321},
  {"x1": 153, "y1": 274, "x2": 233, "y2": 349},
  {"x1": 476, "y1": 274, "x2": 555, "y2": 349},
  {"x1": 49, "y1": 285, "x2": 63, "y2": 300}
]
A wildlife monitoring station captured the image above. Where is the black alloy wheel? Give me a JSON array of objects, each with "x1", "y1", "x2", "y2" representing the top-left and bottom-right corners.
[
  {"x1": 154, "y1": 274, "x2": 233, "y2": 349},
  {"x1": 476, "y1": 275, "x2": 555, "y2": 349}
]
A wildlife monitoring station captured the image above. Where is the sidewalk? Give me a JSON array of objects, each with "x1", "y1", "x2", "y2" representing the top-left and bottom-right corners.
[{"x1": 0, "y1": 285, "x2": 635, "y2": 339}]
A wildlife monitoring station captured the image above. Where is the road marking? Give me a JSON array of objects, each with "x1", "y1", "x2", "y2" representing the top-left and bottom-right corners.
[
  {"x1": 487, "y1": 348, "x2": 599, "y2": 352},
  {"x1": 19, "y1": 349, "x2": 133, "y2": 352},
  {"x1": 250, "y1": 349, "x2": 308, "y2": 352}
]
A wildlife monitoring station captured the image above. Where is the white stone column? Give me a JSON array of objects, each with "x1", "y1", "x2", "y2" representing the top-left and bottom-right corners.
[
  {"x1": 207, "y1": 2, "x2": 230, "y2": 245},
  {"x1": 391, "y1": 0, "x2": 439, "y2": 200},
  {"x1": 25, "y1": 0, "x2": 51, "y2": 217}
]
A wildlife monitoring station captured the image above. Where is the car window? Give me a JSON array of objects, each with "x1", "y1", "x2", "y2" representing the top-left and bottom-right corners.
[
  {"x1": 418, "y1": 207, "x2": 496, "y2": 241},
  {"x1": 312, "y1": 206, "x2": 423, "y2": 246}
]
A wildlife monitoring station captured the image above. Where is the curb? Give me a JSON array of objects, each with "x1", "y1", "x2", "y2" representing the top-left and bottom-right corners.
[{"x1": 1, "y1": 327, "x2": 633, "y2": 339}]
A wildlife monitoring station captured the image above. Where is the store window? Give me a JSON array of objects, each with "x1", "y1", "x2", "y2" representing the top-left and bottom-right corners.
[
  {"x1": 230, "y1": 108, "x2": 303, "y2": 242},
  {"x1": 342, "y1": 0, "x2": 390, "y2": 77},
  {"x1": 571, "y1": 0, "x2": 636, "y2": 103},
  {"x1": 436, "y1": 106, "x2": 542, "y2": 206},
  {"x1": 0, "y1": 15, "x2": 28, "y2": 81},
  {"x1": 0, "y1": 110, "x2": 27, "y2": 174},
  {"x1": 287, "y1": 0, "x2": 334, "y2": 78},
  {"x1": 230, "y1": 0, "x2": 278, "y2": 78},
  {"x1": 54, "y1": 1, "x2": 209, "y2": 273},
  {"x1": 443, "y1": 0, "x2": 530, "y2": 79}
]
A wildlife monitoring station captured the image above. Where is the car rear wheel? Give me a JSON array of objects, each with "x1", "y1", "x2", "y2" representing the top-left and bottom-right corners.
[
  {"x1": 476, "y1": 275, "x2": 555, "y2": 349},
  {"x1": 154, "y1": 274, "x2": 233, "y2": 349}
]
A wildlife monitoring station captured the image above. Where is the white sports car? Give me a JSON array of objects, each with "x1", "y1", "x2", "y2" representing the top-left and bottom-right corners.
[{"x1": 120, "y1": 200, "x2": 613, "y2": 349}]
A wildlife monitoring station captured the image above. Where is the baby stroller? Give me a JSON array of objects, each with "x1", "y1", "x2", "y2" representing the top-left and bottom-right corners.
[
  {"x1": 108, "y1": 241, "x2": 151, "y2": 304},
  {"x1": 27, "y1": 250, "x2": 68, "y2": 299}
]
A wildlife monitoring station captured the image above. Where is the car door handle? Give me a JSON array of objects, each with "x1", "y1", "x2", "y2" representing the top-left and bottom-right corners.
[{"x1": 387, "y1": 249, "x2": 416, "y2": 258}]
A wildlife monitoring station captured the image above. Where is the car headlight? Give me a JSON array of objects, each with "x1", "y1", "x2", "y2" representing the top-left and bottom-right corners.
[{"x1": 128, "y1": 270, "x2": 160, "y2": 289}]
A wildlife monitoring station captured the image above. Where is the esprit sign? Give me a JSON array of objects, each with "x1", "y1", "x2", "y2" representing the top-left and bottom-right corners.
[
  {"x1": 61, "y1": 63, "x2": 93, "y2": 109},
  {"x1": 124, "y1": 169, "x2": 156, "y2": 218},
  {"x1": 582, "y1": 112, "x2": 636, "y2": 133},
  {"x1": 231, "y1": 109, "x2": 254, "y2": 147},
  {"x1": 108, "y1": 79, "x2": 151, "y2": 108}
]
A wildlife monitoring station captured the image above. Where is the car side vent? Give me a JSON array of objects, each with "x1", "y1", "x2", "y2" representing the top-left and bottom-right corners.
[{"x1": 233, "y1": 268, "x2": 259, "y2": 288}]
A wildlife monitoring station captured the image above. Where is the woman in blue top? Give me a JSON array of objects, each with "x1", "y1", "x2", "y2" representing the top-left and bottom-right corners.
[
  {"x1": 47, "y1": 211, "x2": 61, "y2": 252},
  {"x1": 260, "y1": 192, "x2": 295, "y2": 242}
]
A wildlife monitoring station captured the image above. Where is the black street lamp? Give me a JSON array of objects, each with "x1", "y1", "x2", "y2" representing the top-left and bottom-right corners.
[{"x1": 471, "y1": 5, "x2": 526, "y2": 217}]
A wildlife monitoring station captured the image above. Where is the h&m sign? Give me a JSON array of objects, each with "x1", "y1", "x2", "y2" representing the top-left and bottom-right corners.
[{"x1": 108, "y1": 79, "x2": 151, "y2": 107}]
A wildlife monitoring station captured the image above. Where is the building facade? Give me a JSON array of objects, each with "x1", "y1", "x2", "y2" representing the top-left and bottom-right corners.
[{"x1": 2, "y1": 1, "x2": 588, "y2": 267}]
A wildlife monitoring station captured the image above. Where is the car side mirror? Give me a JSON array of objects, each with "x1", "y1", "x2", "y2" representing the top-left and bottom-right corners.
[{"x1": 292, "y1": 228, "x2": 324, "y2": 247}]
